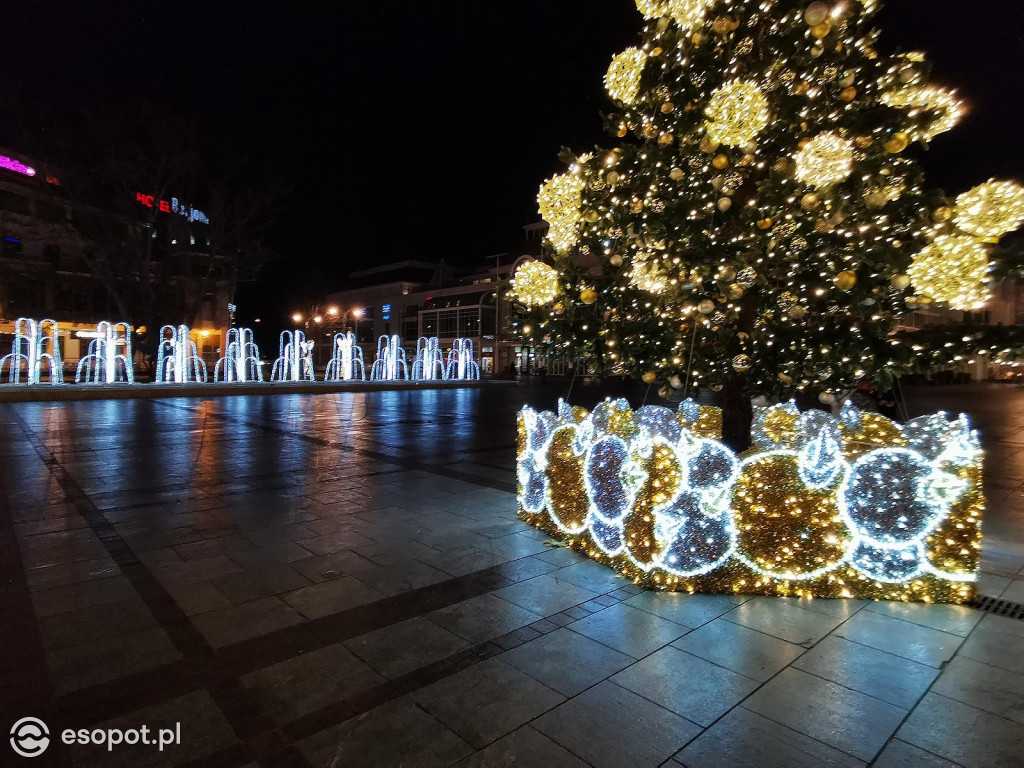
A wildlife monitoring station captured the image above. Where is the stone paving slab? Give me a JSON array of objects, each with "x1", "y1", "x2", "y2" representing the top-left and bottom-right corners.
[{"x1": 0, "y1": 386, "x2": 1022, "y2": 766}]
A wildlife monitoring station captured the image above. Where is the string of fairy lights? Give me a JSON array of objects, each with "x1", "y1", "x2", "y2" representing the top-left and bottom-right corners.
[{"x1": 511, "y1": 0, "x2": 1024, "y2": 400}]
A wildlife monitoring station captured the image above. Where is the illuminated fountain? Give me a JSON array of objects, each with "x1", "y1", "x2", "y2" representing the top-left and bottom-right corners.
[
  {"x1": 411, "y1": 337, "x2": 446, "y2": 381},
  {"x1": 0, "y1": 318, "x2": 63, "y2": 384},
  {"x1": 370, "y1": 335, "x2": 408, "y2": 380},
  {"x1": 215, "y1": 328, "x2": 263, "y2": 383},
  {"x1": 155, "y1": 325, "x2": 207, "y2": 383},
  {"x1": 447, "y1": 338, "x2": 481, "y2": 380},
  {"x1": 271, "y1": 330, "x2": 315, "y2": 382},
  {"x1": 75, "y1": 322, "x2": 134, "y2": 384},
  {"x1": 324, "y1": 332, "x2": 366, "y2": 381}
]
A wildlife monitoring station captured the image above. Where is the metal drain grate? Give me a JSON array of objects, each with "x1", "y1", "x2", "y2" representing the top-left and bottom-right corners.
[{"x1": 969, "y1": 594, "x2": 1024, "y2": 621}]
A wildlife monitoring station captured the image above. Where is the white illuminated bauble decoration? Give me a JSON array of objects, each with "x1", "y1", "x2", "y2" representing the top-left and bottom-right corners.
[
  {"x1": 954, "y1": 180, "x2": 1024, "y2": 240},
  {"x1": 705, "y1": 81, "x2": 771, "y2": 147},
  {"x1": 605, "y1": 48, "x2": 647, "y2": 106},
  {"x1": 908, "y1": 234, "x2": 991, "y2": 310}
]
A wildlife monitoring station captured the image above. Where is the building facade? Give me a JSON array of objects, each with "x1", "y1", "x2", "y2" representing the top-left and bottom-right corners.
[{"x1": 0, "y1": 148, "x2": 232, "y2": 373}]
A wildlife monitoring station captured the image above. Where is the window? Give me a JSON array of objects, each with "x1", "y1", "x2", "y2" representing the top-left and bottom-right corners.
[
  {"x1": 35, "y1": 200, "x2": 66, "y2": 222},
  {"x1": 459, "y1": 309, "x2": 480, "y2": 336},
  {"x1": 438, "y1": 310, "x2": 458, "y2": 337},
  {"x1": 422, "y1": 311, "x2": 438, "y2": 336},
  {"x1": 0, "y1": 190, "x2": 30, "y2": 215},
  {"x1": 2, "y1": 237, "x2": 23, "y2": 259}
]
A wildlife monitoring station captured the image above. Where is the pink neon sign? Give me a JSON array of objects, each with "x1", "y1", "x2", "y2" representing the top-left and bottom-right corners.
[{"x1": 0, "y1": 155, "x2": 36, "y2": 177}]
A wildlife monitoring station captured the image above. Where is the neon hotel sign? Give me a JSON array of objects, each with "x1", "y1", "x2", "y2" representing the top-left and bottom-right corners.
[{"x1": 136, "y1": 192, "x2": 210, "y2": 224}]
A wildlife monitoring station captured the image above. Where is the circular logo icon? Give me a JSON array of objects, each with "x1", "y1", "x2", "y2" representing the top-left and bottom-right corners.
[{"x1": 10, "y1": 718, "x2": 49, "y2": 758}]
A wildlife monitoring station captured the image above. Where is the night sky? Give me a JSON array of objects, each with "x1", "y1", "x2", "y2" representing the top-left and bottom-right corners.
[{"x1": 1, "y1": 1, "x2": 1022, "y2": 323}]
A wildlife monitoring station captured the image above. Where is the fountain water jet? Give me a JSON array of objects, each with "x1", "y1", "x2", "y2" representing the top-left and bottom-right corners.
[
  {"x1": 215, "y1": 328, "x2": 263, "y2": 382},
  {"x1": 0, "y1": 318, "x2": 63, "y2": 384},
  {"x1": 271, "y1": 330, "x2": 315, "y2": 381},
  {"x1": 370, "y1": 335, "x2": 409, "y2": 380},
  {"x1": 447, "y1": 338, "x2": 481, "y2": 380},
  {"x1": 324, "y1": 332, "x2": 367, "y2": 381},
  {"x1": 411, "y1": 337, "x2": 446, "y2": 381},
  {"x1": 75, "y1": 321, "x2": 134, "y2": 383},
  {"x1": 155, "y1": 325, "x2": 208, "y2": 383}
]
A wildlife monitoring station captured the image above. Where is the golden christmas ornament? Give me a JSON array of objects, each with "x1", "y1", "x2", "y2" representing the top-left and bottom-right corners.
[
  {"x1": 605, "y1": 48, "x2": 648, "y2": 106},
  {"x1": 538, "y1": 171, "x2": 585, "y2": 254},
  {"x1": 757, "y1": 218, "x2": 773, "y2": 230},
  {"x1": 712, "y1": 154, "x2": 730, "y2": 170},
  {"x1": 609, "y1": 254, "x2": 624, "y2": 267},
  {"x1": 884, "y1": 132, "x2": 910, "y2": 153},
  {"x1": 954, "y1": 180, "x2": 1024, "y2": 240},
  {"x1": 890, "y1": 274, "x2": 912, "y2": 290},
  {"x1": 583, "y1": 209, "x2": 600, "y2": 223},
  {"x1": 840, "y1": 86, "x2": 857, "y2": 102},
  {"x1": 511, "y1": 261, "x2": 561, "y2": 308},
  {"x1": 836, "y1": 270, "x2": 858, "y2": 291},
  {"x1": 732, "y1": 354, "x2": 752, "y2": 372},
  {"x1": 712, "y1": 15, "x2": 737, "y2": 35},
  {"x1": 804, "y1": 2, "x2": 831, "y2": 25},
  {"x1": 809, "y1": 21, "x2": 832, "y2": 39},
  {"x1": 580, "y1": 288, "x2": 599, "y2": 305},
  {"x1": 794, "y1": 132, "x2": 855, "y2": 188},
  {"x1": 698, "y1": 299, "x2": 715, "y2": 314},
  {"x1": 801, "y1": 192, "x2": 821, "y2": 211},
  {"x1": 908, "y1": 234, "x2": 991, "y2": 310},
  {"x1": 717, "y1": 197, "x2": 733, "y2": 212},
  {"x1": 642, "y1": 371, "x2": 658, "y2": 384},
  {"x1": 705, "y1": 80, "x2": 771, "y2": 147},
  {"x1": 854, "y1": 135, "x2": 874, "y2": 149},
  {"x1": 932, "y1": 206, "x2": 953, "y2": 223},
  {"x1": 670, "y1": 167, "x2": 685, "y2": 181}
]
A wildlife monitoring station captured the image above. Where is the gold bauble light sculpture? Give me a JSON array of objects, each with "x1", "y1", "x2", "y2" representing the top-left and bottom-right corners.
[
  {"x1": 511, "y1": 260, "x2": 561, "y2": 308},
  {"x1": 954, "y1": 180, "x2": 1024, "y2": 240},
  {"x1": 704, "y1": 80, "x2": 771, "y2": 147},
  {"x1": 605, "y1": 48, "x2": 648, "y2": 106},
  {"x1": 635, "y1": 0, "x2": 709, "y2": 30},
  {"x1": 538, "y1": 171, "x2": 586, "y2": 255},
  {"x1": 880, "y1": 86, "x2": 964, "y2": 141},
  {"x1": 793, "y1": 132, "x2": 855, "y2": 189},
  {"x1": 908, "y1": 234, "x2": 992, "y2": 310}
]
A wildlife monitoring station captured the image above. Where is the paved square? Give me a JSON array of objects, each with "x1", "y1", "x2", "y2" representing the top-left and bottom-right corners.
[{"x1": 1, "y1": 384, "x2": 1023, "y2": 766}]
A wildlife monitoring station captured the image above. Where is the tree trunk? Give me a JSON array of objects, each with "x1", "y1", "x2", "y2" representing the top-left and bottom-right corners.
[{"x1": 720, "y1": 380, "x2": 753, "y2": 453}]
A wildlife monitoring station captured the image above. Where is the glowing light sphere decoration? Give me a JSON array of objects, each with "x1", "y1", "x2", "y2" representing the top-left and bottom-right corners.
[
  {"x1": 704, "y1": 80, "x2": 771, "y2": 147},
  {"x1": 511, "y1": 260, "x2": 561, "y2": 308},
  {"x1": 270, "y1": 330, "x2": 315, "y2": 382},
  {"x1": 908, "y1": 234, "x2": 991, "y2": 310},
  {"x1": 214, "y1": 328, "x2": 263, "y2": 383},
  {"x1": 371, "y1": 335, "x2": 409, "y2": 381},
  {"x1": 75, "y1": 322, "x2": 134, "y2": 384},
  {"x1": 794, "y1": 133, "x2": 855, "y2": 189},
  {"x1": 155, "y1": 325, "x2": 207, "y2": 384},
  {"x1": 0, "y1": 318, "x2": 63, "y2": 385},
  {"x1": 605, "y1": 48, "x2": 647, "y2": 106},
  {"x1": 538, "y1": 171, "x2": 586, "y2": 255},
  {"x1": 954, "y1": 180, "x2": 1024, "y2": 241},
  {"x1": 517, "y1": 399, "x2": 982, "y2": 602},
  {"x1": 635, "y1": 0, "x2": 709, "y2": 29},
  {"x1": 325, "y1": 332, "x2": 367, "y2": 382},
  {"x1": 446, "y1": 338, "x2": 481, "y2": 381},
  {"x1": 412, "y1": 337, "x2": 446, "y2": 381}
]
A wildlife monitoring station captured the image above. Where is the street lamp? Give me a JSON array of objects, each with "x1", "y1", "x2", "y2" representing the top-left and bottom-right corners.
[{"x1": 292, "y1": 313, "x2": 303, "y2": 324}]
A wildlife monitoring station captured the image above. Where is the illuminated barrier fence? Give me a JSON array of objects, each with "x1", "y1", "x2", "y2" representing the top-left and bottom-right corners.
[
  {"x1": 155, "y1": 325, "x2": 208, "y2": 383},
  {"x1": 325, "y1": 332, "x2": 367, "y2": 382},
  {"x1": 271, "y1": 331, "x2": 315, "y2": 382},
  {"x1": 215, "y1": 328, "x2": 263, "y2": 383},
  {"x1": 412, "y1": 337, "x2": 445, "y2": 381},
  {"x1": 0, "y1": 318, "x2": 63, "y2": 385},
  {"x1": 75, "y1": 322, "x2": 134, "y2": 384},
  {"x1": 447, "y1": 338, "x2": 481, "y2": 381},
  {"x1": 517, "y1": 398, "x2": 983, "y2": 603},
  {"x1": 371, "y1": 335, "x2": 409, "y2": 381}
]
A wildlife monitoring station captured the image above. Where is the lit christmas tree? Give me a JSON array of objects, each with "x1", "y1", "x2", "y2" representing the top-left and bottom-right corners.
[{"x1": 511, "y1": 0, "x2": 1024, "y2": 446}]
